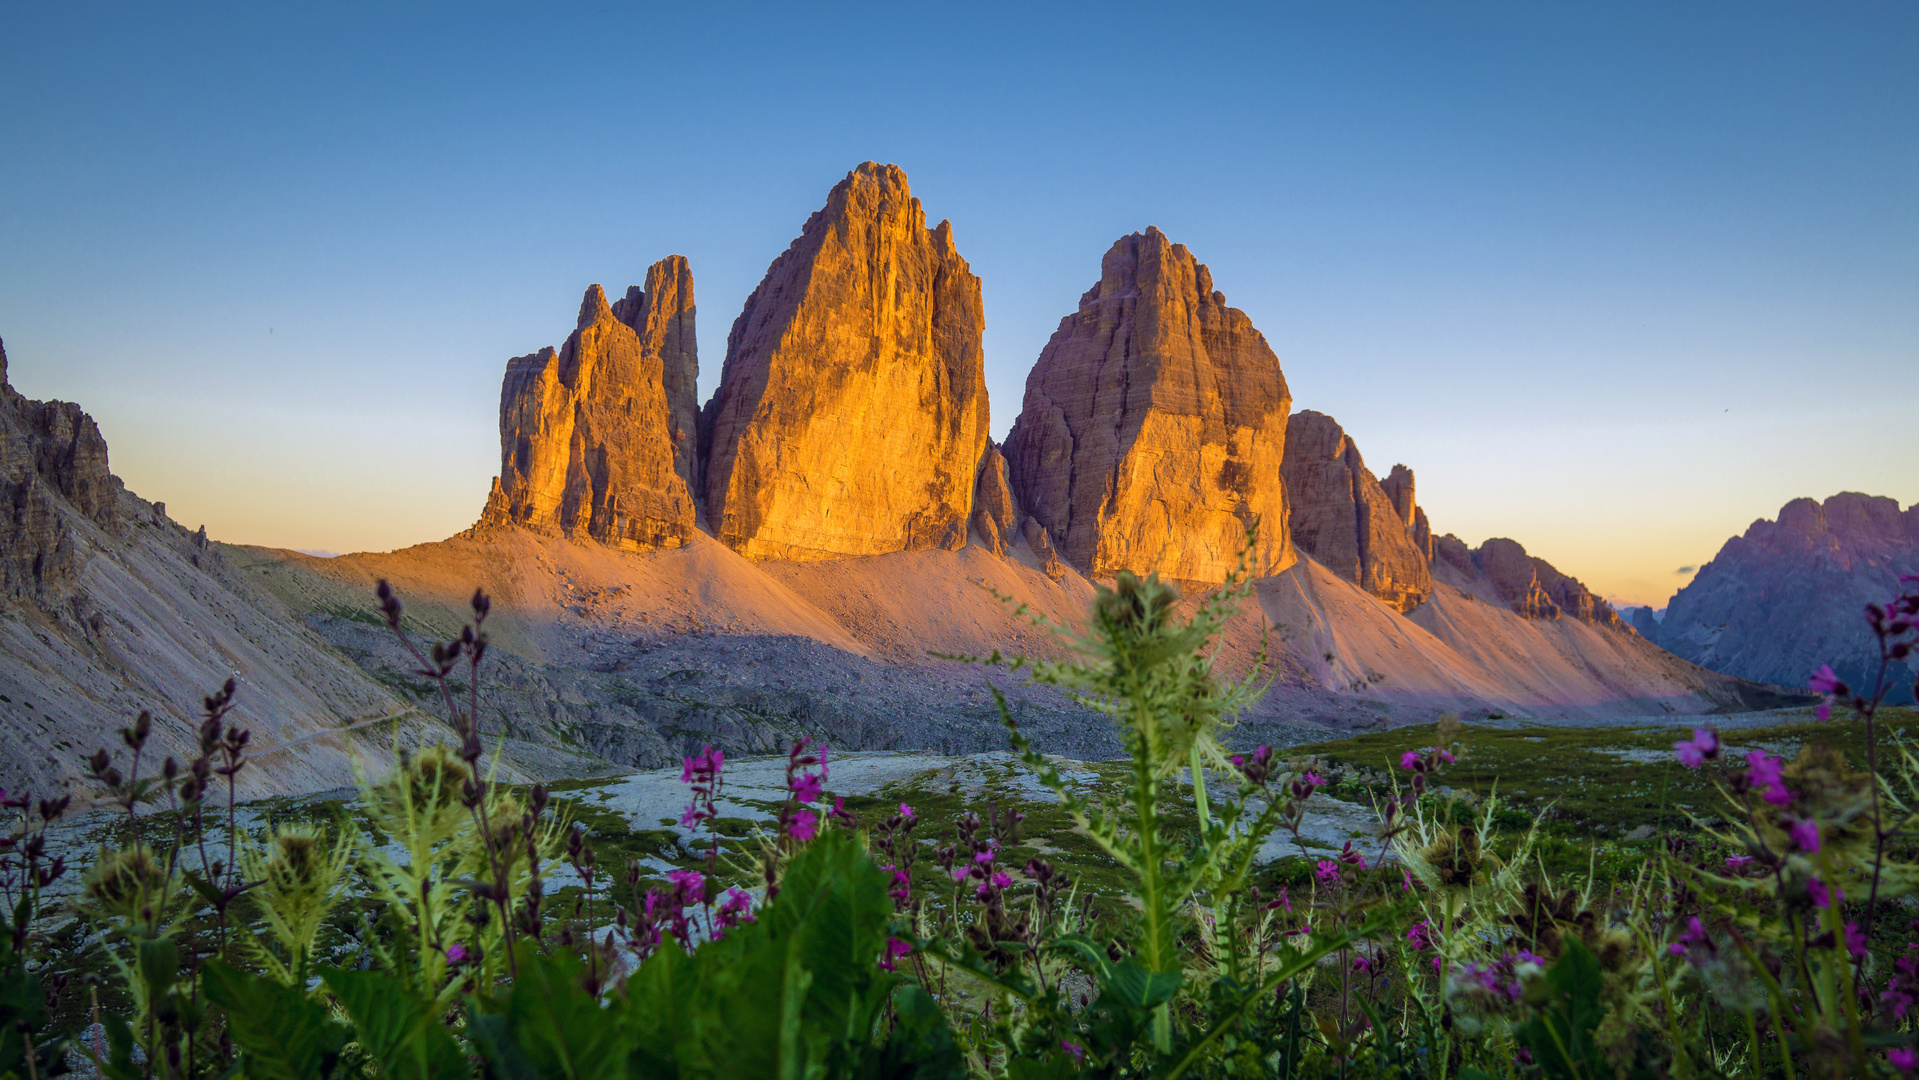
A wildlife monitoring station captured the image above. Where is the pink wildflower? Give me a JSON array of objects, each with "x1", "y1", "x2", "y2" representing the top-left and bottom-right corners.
[
  {"x1": 1810, "y1": 877, "x2": 1838, "y2": 909},
  {"x1": 445, "y1": 942, "x2": 470, "y2": 965},
  {"x1": 1891, "y1": 1047, "x2": 1916, "y2": 1074},
  {"x1": 1725, "y1": 854, "x2": 1754, "y2": 871},
  {"x1": 1061, "y1": 1039, "x2": 1086, "y2": 1062},
  {"x1": 1408, "y1": 919, "x2": 1432, "y2": 950},
  {"x1": 666, "y1": 868, "x2": 704, "y2": 907},
  {"x1": 787, "y1": 808, "x2": 819, "y2": 843},
  {"x1": 1846, "y1": 921, "x2": 1869, "y2": 958},
  {"x1": 1672, "y1": 727, "x2": 1719, "y2": 768},
  {"x1": 1791, "y1": 819, "x2": 1821, "y2": 854},
  {"x1": 1745, "y1": 750, "x2": 1791, "y2": 805},
  {"x1": 1808, "y1": 664, "x2": 1846, "y2": 695},
  {"x1": 879, "y1": 936, "x2": 912, "y2": 972},
  {"x1": 790, "y1": 771, "x2": 824, "y2": 804},
  {"x1": 1314, "y1": 860, "x2": 1341, "y2": 886},
  {"x1": 899, "y1": 803, "x2": 915, "y2": 820},
  {"x1": 991, "y1": 870, "x2": 1014, "y2": 890},
  {"x1": 1304, "y1": 772, "x2": 1327, "y2": 788},
  {"x1": 1399, "y1": 750, "x2": 1421, "y2": 771}
]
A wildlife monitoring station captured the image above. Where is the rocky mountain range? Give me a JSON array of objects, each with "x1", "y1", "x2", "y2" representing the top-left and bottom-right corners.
[
  {"x1": 1642, "y1": 492, "x2": 1919, "y2": 703},
  {"x1": 0, "y1": 162, "x2": 1798, "y2": 799}
]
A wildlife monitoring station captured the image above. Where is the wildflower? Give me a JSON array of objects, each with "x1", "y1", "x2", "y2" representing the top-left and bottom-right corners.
[
  {"x1": 1808, "y1": 664, "x2": 1847, "y2": 696},
  {"x1": 716, "y1": 887, "x2": 754, "y2": 932},
  {"x1": 1745, "y1": 750, "x2": 1792, "y2": 806},
  {"x1": 787, "y1": 808, "x2": 819, "y2": 843},
  {"x1": 1408, "y1": 920, "x2": 1433, "y2": 950},
  {"x1": 888, "y1": 868, "x2": 912, "y2": 903},
  {"x1": 1891, "y1": 1047, "x2": 1916, "y2": 1074},
  {"x1": 790, "y1": 771, "x2": 824, "y2": 804},
  {"x1": 1315, "y1": 860, "x2": 1341, "y2": 886},
  {"x1": 1061, "y1": 1040, "x2": 1086, "y2": 1062},
  {"x1": 1668, "y1": 916, "x2": 1712, "y2": 960},
  {"x1": 666, "y1": 868, "x2": 705, "y2": 907},
  {"x1": 1303, "y1": 771, "x2": 1327, "y2": 789},
  {"x1": 1672, "y1": 727, "x2": 1719, "y2": 768},
  {"x1": 879, "y1": 936, "x2": 913, "y2": 972},
  {"x1": 1725, "y1": 854, "x2": 1755, "y2": 871},
  {"x1": 991, "y1": 870, "x2": 1013, "y2": 890},
  {"x1": 1352, "y1": 955, "x2": 1375, "y2": 975},
  {"x1": 1399, "y1": 750, "x2": 1421, "y2": 771},
  {"x1": 680, "y1": 745, "x2": 724, "y2": 783},
  {"x1": 1233, "y1": 745, "x2": 1276, "y2": 786},
  {"x1": 1791, "y1": 819, "x2": 1822, "y2": 854},
  {"x1": 899, "y1": 803, "x2": 915, "y2": 820},
  {"x1": 446, "y1": 942, "x2": 470, "y2": 965},
  {"x1": 1402, "y1": 866, "x2": 1415, "y2": 892},
  {"x1": 1847, "y1": 922, "x2": 1869, "y2": 959},
  {"x1": 1882, "y1": 954, "x2": 1919, "y2": 1020},
  {"x1": 828, "y1": 795, "x2": 856, "y2": 827},
  {"x1": 1264, "y1": 886, "x2": 1292, "y2": 913},
  {"x1": 1810, "y1": 877, "x2": 1839, "y2": 909}
]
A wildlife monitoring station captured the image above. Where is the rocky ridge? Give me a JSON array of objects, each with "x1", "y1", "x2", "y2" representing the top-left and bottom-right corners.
[
  {"x1": 1646, "y1": 492, "x2": 1919, "y2": 702},
  {"x1": 1002, "y1": 228, "x2": 1294, "y2": 584}
]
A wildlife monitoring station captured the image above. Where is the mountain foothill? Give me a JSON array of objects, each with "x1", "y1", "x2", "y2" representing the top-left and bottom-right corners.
[{"x1": 0, "y1": 162, "x2": 1817, "y2": 801}]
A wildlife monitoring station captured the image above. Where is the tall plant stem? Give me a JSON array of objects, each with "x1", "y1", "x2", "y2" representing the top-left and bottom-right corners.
[{"x1": 1858, "y1": 651, "x2": 1892, "y2": 996}]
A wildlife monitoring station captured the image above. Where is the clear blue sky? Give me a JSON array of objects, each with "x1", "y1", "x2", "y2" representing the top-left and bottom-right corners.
[{"x1": 2, "y1": 1, "x2": 1913, "y2": 605}]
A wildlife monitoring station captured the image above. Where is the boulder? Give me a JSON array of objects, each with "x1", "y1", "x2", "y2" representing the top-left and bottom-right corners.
[
  {"x1": 1002, "y1": 227, "x2": 1292, "y2": 583},
  {"x1": 1280, "y1": 411, "x2": 1431, "y2": 612},
  {"x1": 480, "y1": 258, "x2": 701, "y2": 550},
  {"x1": 701, "y1": 163, "x2": 989, "y2": 561}
]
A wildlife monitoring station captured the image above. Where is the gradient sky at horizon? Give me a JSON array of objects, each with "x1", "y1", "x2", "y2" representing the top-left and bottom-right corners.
[{"x1": 2, "y1": 2, "x2": 1913, "y2": 607}]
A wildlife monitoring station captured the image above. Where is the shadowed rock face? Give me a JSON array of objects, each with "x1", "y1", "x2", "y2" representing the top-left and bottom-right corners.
[
  {"x1": 701, "y1": 162, "x2": 990, "y2": 561},
  {"x1": 1430, "y1": 532, "x2": 1620, "y2": 627},
  {"x1": 1002, "y1": 227, "x2": 1293, "y2": 583},
  {"x1": 1281, "y1": 411, "x2": 1431, "y2": 612},
  {"x1": 1650, "y1": 492, "x2": 1919, "y2": 701},
  {"x1": 971, "y1": 445, "x2": 1019, "y2": 557},
  {"x1": 0, "y1": 338, "x2": 122, "y2": 604},
  {"x1": 481, "y1": 258, "x2": 701, "y2": 550}
]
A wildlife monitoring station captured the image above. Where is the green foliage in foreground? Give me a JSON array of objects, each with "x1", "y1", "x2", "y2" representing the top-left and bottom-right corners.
[{"x1": 4, "y1": 549, "x2": 1918, "y2": 1078}]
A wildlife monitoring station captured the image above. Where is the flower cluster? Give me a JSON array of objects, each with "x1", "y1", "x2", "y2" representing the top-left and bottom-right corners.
[
  {"x1": 1399, "y1": 745, "x2": 1456, "y2": 794},
  {"x1": 779, "y1": 738, "x2": 830, "y2": 844},
  {"x1": 1672, "y1": 726, "x2": 1719, "y2": 769},
  {"x1": 679, "y1": 745, "x2": 724, "y2": 829}
]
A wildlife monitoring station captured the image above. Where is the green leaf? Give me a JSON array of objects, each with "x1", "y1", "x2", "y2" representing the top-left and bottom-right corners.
[
  {"x1": 320, "y1": 967, "x2": 466, "y2": 1080},
  {"x1": 868, "y1": 984, "x2": 967, "y2": 1080},
  {"x1": 1101, "y1": 959, "x2": 1181, "y2": 1011},
  {"x1": 181, "y1": 869, "x2": 225, "y2": 907},
  {"x1": 490, "y1": 946, "x2": 626, "y2": 1080},
  {"x1": 201, "y1": 958, "x2": 346, "y2": 1080},
  {"x1": 1514, "y1": 939, "x2": 1607, "y2": 1080},
  {"x1": 137, "y1": 936, "x2": 179, "y2": 998}
]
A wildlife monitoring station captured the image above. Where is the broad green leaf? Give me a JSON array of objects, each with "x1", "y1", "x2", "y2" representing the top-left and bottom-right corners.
[
  {"x1": 137, "y1": 936, "x2": 178, "y2": 998},
  {"x1": 202, "y1": 958, "x2": 346, "y2": 1080},
  {"x1": 497, "y1": 946, "x2": 626, "y2": 1080},
  {"x1": 321, "y1": 967, "x2": 466, "y2": 1080}
]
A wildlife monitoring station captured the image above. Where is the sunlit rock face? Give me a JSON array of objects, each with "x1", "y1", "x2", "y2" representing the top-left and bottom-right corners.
[
  {"x1": 701, "y1": 163, "x2": 990, "y2": 561},
  {"x1": 1002, "y1": 227, "x2": 1293, "y2": 584},
  {"x1": 1281, "y1": 411, "x2": 1432, "y2": 613},
  {"x1": 1650, "y1": 492, "x2": 1919, "y2": 701},
  {"x1": 0, "y1": 338, "x2": 122, "y2": 604},
  {"x1": 480, "y1": 257, "x2": 701, "y2": 550}
]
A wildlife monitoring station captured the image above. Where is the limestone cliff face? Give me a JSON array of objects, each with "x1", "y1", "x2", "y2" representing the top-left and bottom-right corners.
[
  {"x1": 1002, "y1": 228, "x2": 1293, "y2": 583},
  {"x1": 701, "y1": 163, "x2": 990, "y2": 561},
  {"x1": 1649, "y1": 492, "x2": 1919, "y2": 700},
  {"x1": 481, "y1": 257, "x2": 700, "y2": 550},
  {"x1": 1280, "y1": 411, "x2": 1431, "y2": 612},
  {"x1": 1430, "y1": 532, "x2": 1620, "y2": 627},
  {"x1": 0, "y1": 338, "x2": 122, "y2": 605}
]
